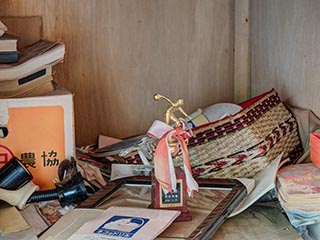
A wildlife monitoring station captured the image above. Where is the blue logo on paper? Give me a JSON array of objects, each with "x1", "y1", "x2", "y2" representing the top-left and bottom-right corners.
[{"x1": 94, "y1": 215, "x2": 149, "y2": 238}]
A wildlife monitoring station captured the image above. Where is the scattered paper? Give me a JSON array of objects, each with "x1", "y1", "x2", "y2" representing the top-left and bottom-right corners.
[
  {"x1": 67, "y1": 206, "x2": 180, "y2": 240},
  {"x1": 235, "y1": 177, "x2": 256, "y2": 196},
  {"x1": 110, "y1": 164, "x2": 153, "y2": 181},
  {"x1": 20, "y1": 204, "x2": 49, "y2": 234},
  {"x1": 0, "y1": 203, "x2": 30, "y2": 235},
  {"x1": 98, "y1": 134, "x2": 122, "y2": 149},
  {"x1": 77, "y1": 160, "x2": 107, "y2": 186},
  {"x1": 229, "y1": 153, "x2": 283, "y2": 217}
]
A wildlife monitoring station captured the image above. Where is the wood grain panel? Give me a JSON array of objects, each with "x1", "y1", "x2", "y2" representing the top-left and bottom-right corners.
[
  {"x1": 234, "y1": 0, "x2": 250, "y2": 103},
  {"x1": 251, "y1": 0, "x2": 320, "y2": 115},
  {"x1": 0, "y1": 0, "x2": 235, "y2": 146}
]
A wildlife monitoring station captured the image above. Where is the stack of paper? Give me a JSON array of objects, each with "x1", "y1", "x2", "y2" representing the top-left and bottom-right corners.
[{"x1": 276, "y1": 162, "x2": 320, "y2": 227}]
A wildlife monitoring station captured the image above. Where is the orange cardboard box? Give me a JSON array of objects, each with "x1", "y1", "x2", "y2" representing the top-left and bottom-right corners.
[
  {"x1": 0, "y1": 84, "x2": 75, "y2": 189},
  {"x1": 310, "y1": 133, "x2": 320, "y2": 168}
]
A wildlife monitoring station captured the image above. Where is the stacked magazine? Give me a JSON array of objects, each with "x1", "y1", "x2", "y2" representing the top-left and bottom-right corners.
[{"x1": 276, "y1": 162, "x2": 320, "y2": 228}]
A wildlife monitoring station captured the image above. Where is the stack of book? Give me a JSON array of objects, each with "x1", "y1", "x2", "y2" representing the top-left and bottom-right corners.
[
  {"x1": 276, "y1": 162, "x2": 320, "y2": 228},
  {"x1": 0, "y1": 20, "x2": 19, "y2": 64},
  {"x1": 0, "y1": 33, "x2": 19, "y2": 64},
  {"x1": 0, "y1": 20, "x2": 65, "y2": 98}
]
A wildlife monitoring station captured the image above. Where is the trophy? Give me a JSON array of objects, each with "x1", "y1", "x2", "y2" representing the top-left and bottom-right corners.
[{"x1": 149, "y1": 94, "x2": 198, "y2": 221}]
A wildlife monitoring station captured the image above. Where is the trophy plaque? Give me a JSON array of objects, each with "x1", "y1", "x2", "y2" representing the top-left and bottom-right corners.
[{"x1": 148, "y1": 94, "x2": 197, "y2": 221}]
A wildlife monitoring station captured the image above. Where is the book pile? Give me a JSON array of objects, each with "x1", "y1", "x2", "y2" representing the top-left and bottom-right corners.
[
  {"x1": 276, "y1": 162, "x2": 320, "y2": 228},
  {"x1": 0, "y1": 20, "x2": 65, "y2": 98},
  {"x1": 0, "y1": 33, "x2": 19, "y2": 64}
]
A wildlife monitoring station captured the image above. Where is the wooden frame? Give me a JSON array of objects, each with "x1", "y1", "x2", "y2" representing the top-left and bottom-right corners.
[{"x1": 79, "y1": 177, "x2": 247, "y2": 240}]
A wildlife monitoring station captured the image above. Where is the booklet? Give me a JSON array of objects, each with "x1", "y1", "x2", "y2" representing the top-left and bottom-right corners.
[{"x1": 41, "y1": 206, "x2": 180, "y2": 240}]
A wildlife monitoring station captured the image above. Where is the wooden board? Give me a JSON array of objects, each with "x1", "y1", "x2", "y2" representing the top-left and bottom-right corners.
[
  {"x1": 0, "y1": 1, "x2": 235, "y2": 146},
  {"x1": 250, "y1": 0, "x2": 320, "y2": 116},
  {"x1": 234, "y1": 0, "x2": 250, "y2": 103}
]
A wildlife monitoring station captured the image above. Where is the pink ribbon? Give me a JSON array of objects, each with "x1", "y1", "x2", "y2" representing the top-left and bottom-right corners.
[{"x1": 148, "y1": 120, "x2": 198, "y2": 197}]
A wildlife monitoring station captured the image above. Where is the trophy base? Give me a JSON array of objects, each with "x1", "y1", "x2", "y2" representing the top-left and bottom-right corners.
[{"x1": 149, "y1": 167, "x2": 192, "y2": 222}]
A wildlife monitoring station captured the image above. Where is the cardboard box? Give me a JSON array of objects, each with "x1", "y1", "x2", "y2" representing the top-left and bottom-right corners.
[
  {"x1": 310, "y1": 132, "x2": 320, "y2": 168},
  {"x1": 0, "y1": 84, "x2": 75, "y2": 189}
]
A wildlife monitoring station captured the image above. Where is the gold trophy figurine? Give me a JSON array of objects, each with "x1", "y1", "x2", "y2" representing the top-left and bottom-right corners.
[
  {"x1": 153, "y1": 93, "x2": 191, "y2": 127},
  {"x1": 153, "y1": 93, "x2": 191, "y2": 156},
  {"x1": 150, "y1": 93, "x2": 194, "y2": 222}
]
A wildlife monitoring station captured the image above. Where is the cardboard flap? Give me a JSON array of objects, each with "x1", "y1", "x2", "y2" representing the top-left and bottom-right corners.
[{"x1": 310, "y1": 133, "x2": 320, "y2": 168}]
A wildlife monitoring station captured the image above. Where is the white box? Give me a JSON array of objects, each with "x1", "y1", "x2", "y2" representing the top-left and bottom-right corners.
[{"x1": 0, "y1": 84, "x2": 75, "y2": 189}]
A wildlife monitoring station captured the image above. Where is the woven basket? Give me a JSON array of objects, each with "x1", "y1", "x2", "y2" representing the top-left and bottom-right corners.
[{"x1": 122, "y1": 89, "x2": 303, "y2": 179}]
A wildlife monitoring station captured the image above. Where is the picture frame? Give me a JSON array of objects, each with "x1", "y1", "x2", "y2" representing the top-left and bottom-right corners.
[{"x1": 79, "y1": 176, "x2": 246, "y2": 240}]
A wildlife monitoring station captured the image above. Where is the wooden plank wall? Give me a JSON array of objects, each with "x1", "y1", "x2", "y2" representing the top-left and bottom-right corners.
[
  {"x1": 0, "y1": 0, "x2": 235, "y2": 146},
  {"x1": 251, "y1": 0, "x2": 320, "y2": 115},
  {"x1": 234, "y1": 0, "x2": 249, "y2": 103}
]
